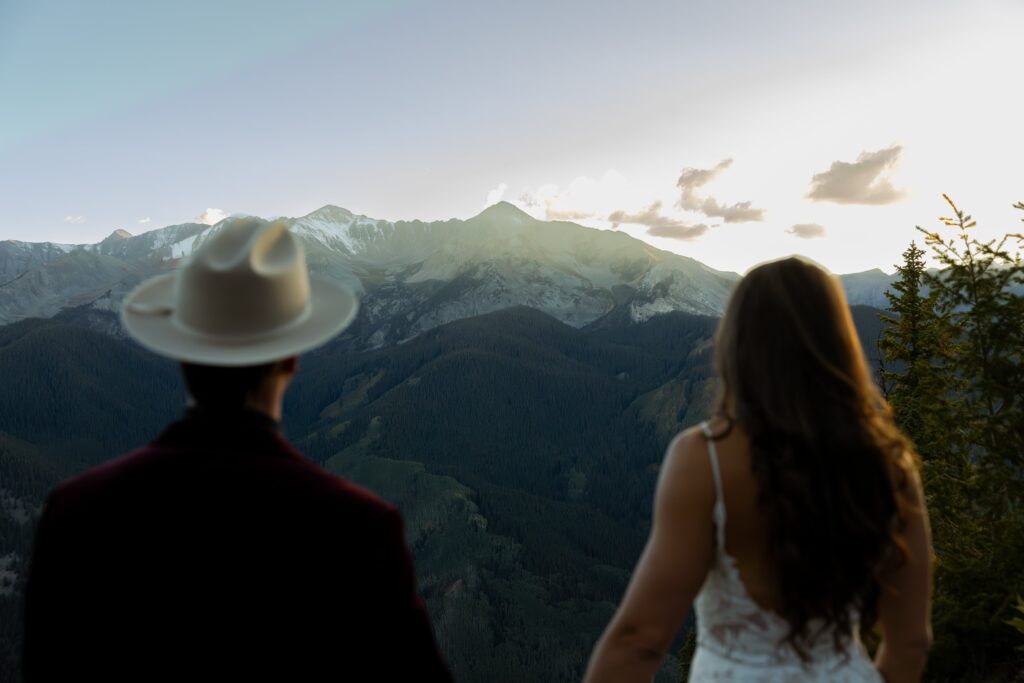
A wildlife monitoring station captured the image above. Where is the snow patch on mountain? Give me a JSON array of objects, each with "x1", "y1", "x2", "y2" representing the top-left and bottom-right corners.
[
  {"x1": 291, "y1": 215, "x2": 358, "y2": 251},
  {"x1": 169, "y1": 233, "x2": 203, "y2": 259}
]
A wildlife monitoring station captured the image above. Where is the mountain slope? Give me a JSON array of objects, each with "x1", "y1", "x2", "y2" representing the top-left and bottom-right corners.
[
  {"x1": 0, "y1": 302, "x2": 890, "y2": 682},
  {"x1": 0, "y1": 315, "x2": 183, "y2": 468},
  {"x1": 0, "y1": 306, "x2": 725, "y2": 682}
]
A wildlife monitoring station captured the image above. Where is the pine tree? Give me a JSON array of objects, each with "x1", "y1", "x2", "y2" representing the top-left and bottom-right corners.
[
  {"x1": 878, "y1": 241, "x2": 955, "y2": 459},
  {"x1": 919, "y1": 195, "x2": 1024, "y2": 474},
  {"x1": 881, "y1": 197, "x2": 1024, "y2": 681}
]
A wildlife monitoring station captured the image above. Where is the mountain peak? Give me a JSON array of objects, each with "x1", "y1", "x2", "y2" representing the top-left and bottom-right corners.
[
  {"x1": 303, "y1": 204, "x2": 355, "y2": 221},
  {"x1": 843, "y1": 267, "x2": 892, "y2": 278},
  {"x1": 474, "y1": 201, "x2": 534, "y2": 223},
  {"x1": 104, "y1": 229, "x2": 133, "y2": 240}
]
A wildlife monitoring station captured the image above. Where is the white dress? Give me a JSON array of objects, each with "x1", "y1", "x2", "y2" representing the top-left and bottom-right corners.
[{"x1": 688, "y1": 421, "x2": 884, "y2": 683}]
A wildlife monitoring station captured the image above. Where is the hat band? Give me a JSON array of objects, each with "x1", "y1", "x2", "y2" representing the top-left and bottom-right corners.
[{"x1": 167, "y1": 302, "x2": 314, "y2": 347}]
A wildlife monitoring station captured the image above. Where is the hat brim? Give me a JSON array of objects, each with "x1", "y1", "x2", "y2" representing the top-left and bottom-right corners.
[{"x1": 120, "y1": 274, "x2": 359, "y2": 366}]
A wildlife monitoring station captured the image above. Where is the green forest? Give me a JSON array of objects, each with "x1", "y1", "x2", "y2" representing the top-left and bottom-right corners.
[{"x1": 0, "y1": 304, "x2": 724, "y2": 682}]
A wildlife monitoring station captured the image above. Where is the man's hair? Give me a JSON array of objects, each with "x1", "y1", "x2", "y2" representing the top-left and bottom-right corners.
[{"x1": 180, "y1": 362, "x2": 280, "y2": 408}]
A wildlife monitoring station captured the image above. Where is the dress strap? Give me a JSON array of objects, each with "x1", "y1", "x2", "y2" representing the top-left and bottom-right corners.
[{"x1": 700, "y1": 420, "x2": 727, "y2": 550}]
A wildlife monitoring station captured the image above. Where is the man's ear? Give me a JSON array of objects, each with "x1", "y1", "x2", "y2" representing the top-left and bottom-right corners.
[{"x1": 279, "y1": 356, "x2": 299, "y2": 377}]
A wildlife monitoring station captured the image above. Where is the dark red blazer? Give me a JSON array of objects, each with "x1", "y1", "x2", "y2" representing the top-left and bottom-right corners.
[{"x1": 22, "y1": 408, "x2": 453, "y2": 682}]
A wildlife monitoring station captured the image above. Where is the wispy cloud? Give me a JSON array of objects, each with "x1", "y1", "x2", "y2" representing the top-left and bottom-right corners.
[
  {"x1": 699, "y1": 197, "x2": 765, "y2": 223},
  {"x1": 508, "y1": 162, "x2": 755, "y2": 240},
  {"x1": 485, "y1": 183, "x2": 508, "y2": 206},
  {"x1": 806, "y1": 146, "x2": 907, "y2": 205},
  {"x1": 63, "y1": 215, "x2": 84, "y2": 223},
  {"x1": 609, "y1": 201, "x2": 710, "y2": 240},
  {"x1": 546, "y1": 207, "x2": 597, "y2": 221},
  {"x1": 675, "y1": 159, "x2": 765, "y2": 223},
  {"x1": 647, "y1": 222, "x2": 711, "y2": 240},
  {"x1": 513, "y1": 170, "x2": 631, "y2": 222},
  {"x1": 677, "y1": 159, "x2": 731, "y2": 210},
  {"x1": 517, "y1": 188, "x2": 596, "y2": 221},
  {"x1": 138, "y1": 217, "x2": 151, "y2": 225},
  {"x1": 787, "y1": 223, "x2": 827, "y2": 239},
  {"x1": 196, "y1": 208, "x2": 228, "y2": 225}
]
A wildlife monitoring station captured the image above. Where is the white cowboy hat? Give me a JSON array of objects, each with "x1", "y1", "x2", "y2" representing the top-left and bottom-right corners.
[{"x1": 120, "y1": 217, "x2": 358, "y2": 366}]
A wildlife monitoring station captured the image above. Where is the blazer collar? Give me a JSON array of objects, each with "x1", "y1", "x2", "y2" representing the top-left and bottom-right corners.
[
  {"x1": 152, "y1": 405, "x2": 296, "y2": 457},
  {"x1": 182, "y1": 405, "x2": 282, "y2": 433}
]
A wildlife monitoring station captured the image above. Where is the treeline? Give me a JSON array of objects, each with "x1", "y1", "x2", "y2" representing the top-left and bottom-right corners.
[
  {"x1": 0, "y1": 318, "x2": 182, "y2": 470},
  {"x1": 292, "y1": 305, "x2": 720, "y2": 525},
  {"x1": 880, "y1": 196, "x2": 1024, "y2": 681}
]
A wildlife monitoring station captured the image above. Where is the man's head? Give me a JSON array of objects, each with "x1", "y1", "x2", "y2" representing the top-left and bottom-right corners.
[
  {"x1": 180, "y1": 356, "x2": 299, "y2": 418},
  {"x1": 119, "y1": 218, "x2": 358, "y2": 417}
]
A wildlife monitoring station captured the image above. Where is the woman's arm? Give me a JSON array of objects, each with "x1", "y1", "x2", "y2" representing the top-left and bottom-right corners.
[
  {"x1": 583, "y1": 430, "x2": 716, "y2": 683},
  {"x1": 875, "y1": 467, "x2": 933, "y2": 683}
]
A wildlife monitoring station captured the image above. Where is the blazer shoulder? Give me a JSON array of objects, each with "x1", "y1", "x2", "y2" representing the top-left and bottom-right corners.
[
  {"x1": 278, "y1": 452, "x2": 399, "y2": 520},
  {"x1": 42, "y1": 435, "x2": 400, "y2": 529},
  {"x1": 42, "y1": 445, "x2": 159, "y2": 519}
]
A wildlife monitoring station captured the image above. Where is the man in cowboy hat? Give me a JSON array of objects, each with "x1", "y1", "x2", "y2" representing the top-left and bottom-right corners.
[{"x1": 21, "y1": 218, "x2": 452, "y2": 681}]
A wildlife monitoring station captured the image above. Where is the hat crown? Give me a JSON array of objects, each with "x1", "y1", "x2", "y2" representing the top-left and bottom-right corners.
[
  {"x1": 175, "y1": 218, "x2": 311, "y2": 339},
  {"x1": 121, "y1": 215, "x2": 358, "y2": 366}
]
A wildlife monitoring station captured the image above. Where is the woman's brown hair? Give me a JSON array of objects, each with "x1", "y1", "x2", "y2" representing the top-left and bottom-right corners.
[{"x1": 712, "y1": 256, "x2": 918, "y2": 658}]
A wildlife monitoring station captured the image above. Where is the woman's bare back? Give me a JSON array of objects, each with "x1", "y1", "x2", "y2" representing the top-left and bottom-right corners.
[{"x1": 700, "y1": 417, "x2": 786, "y2": 614}]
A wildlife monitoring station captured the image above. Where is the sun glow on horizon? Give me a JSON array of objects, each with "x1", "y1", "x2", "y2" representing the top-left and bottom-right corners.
[{"x1": 1, "y1": 0, "x2": 1020, "y2": 275}]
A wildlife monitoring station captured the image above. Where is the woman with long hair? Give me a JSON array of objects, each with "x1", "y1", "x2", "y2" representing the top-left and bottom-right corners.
[{"x1": 583, "y1": 256, "x2": 932, "y2": 682}]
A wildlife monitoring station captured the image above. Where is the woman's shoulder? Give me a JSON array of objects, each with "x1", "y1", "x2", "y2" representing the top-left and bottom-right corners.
[
  {"x1": 667, "y1": 413, "x2": 741, "y2": 450},
  {"x1": 655, "y1": 425, "x2": 718, "y2": 525},
  {"x1": 661, "y1": 423, "x2": 718, "y2": 497},
  {"x1": 665, "y1": 418, "x2": 755, "y2": 494},
  {"x1": 667, "y1": 423, "x2": 706, "y2": 452}
]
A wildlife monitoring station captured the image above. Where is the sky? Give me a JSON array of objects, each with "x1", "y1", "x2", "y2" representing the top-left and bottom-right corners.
[{"x1": 1, "y1": 0, "x2": 1021, "y2": 274}]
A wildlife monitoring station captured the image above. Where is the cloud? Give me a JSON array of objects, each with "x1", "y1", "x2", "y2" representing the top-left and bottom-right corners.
[
  {"x1": 513, "y1": 170, "x2": 628, "y2": 222},
  {"x1": 676, "y1": 159, "x2": 765, "y2": 223},
  {"x1": 485, "y1": 183, "x2": 508, "y2": 206},
  {"x1": 63, "y1": 215, "x2": 84, "y2": 223},
  {"x1": 677, "y1": 159, "x2": 733, "y2": 210},
  {"x1": 647, "y1": 223, "x2": 711, "y2": 240},
  {"x1": 138, "y1": 217, "x2": 151, "y2": 225},
  {"x1": 545, "y1": 207, "x2": 597, "y2": 221},
  {"x1": 196, "y1": 208, "x2": 228, "y2": 225},
  {"x1": 787, "y1": 223, "x2": 827, "y2": 239},
  {"x1": 508, "y1": 164, "x2": 750, "y2": 239},
  {"x1": 608, "y1": 201, "x2": 710, "y2": 241},
  {"x1": 517, "y1": 187, "x2": 597, "y2": 220},
  {"x1": 699, "y1": 197, "x2": 766, "y2": 223},
  {"x1": 806, "y1": 146, "x2": 907, "y2": 204}
]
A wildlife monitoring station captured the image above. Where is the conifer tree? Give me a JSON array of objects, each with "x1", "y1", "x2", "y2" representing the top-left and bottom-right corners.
[
  {"x1": 922, "y1": 196, "x2": 1023, "y2": 465},
  {"x1": 878, "y1": 241, "x2": 953, "y2": 459},
  {"x1": 882, "y1": 197, "x2": 1024, "y2": 681}
]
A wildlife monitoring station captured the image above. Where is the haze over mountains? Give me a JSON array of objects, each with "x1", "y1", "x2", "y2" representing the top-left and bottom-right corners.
[{"x1": 0, "y1": 202, "x2": 897, "y2": 340}]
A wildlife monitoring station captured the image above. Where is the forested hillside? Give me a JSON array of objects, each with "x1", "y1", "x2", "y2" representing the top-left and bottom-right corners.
[{"x1": 0, "y1": 302, "x2": 888, "y2": 682}]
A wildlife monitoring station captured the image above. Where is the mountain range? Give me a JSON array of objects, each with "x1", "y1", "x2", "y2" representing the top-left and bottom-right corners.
[{"x1": 0, "y1": 202, "x2": 898, "y2": 342}]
